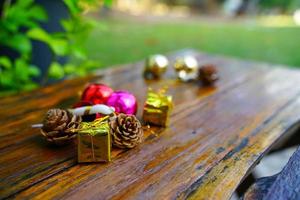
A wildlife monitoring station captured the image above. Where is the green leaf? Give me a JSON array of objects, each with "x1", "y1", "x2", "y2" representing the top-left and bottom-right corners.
[
  {"x1": 17, "y1": 0, "x2": 34, "y2": 8},
  {"x1": 0, "y1": 20, "x2": 19, "y2": 33},
  {"x1": 61, "y1": 19, "x2": 73, "y2": 32},
  {"x1": 0, "y1": 71, "x2": 15, "y2": 88},
  {"x1": 49, "y1": 62, "x2": 65, "y2": 79},
  {"x1": 3, "y1": 0, "x2": 45, "y2": 31},
  {"x1": 0, "y1": 57, "x2": 12, "y2": 69},
  {"x1": 27, "y1": 28, "x2": 68, "y2": 56},
  {"x1": 71, "y1": 46, "x2": 87, "y2": 59},
  {"x1": 0, "y1": 56, "x2": 39, "y2": 93},
  {"x1": 63, "y1": 63, "x2": 77, "y2": 74},
  {"x1": 27, "y1": 28, "x2": 51, "y2": 43},
  {"x1": 4, "y1": 34, "x2": 32, "y2": 54},
  {"x1": 28, "y1": 5, "x2": 48, "y2": 21},
  {"x1": 28, "y1": 65, "x2": 40, "y2": 76},
  {"x1": 63, "y1": 0, "x2": 82, "y2": 15},
  {"x1": 50, "y1": 39, "x2": 68, "y2": 56},
  {"x1": 15, "y1": 58, "x2": 30, "y2": 82}
]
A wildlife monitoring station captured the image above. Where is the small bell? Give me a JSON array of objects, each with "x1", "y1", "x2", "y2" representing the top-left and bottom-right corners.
[
  {"x1": 144, "y1": 54, "x2": 169, "y2": 79},
  {"x1": 174, "y1": 56, "x2": 199, "y2": 82}
]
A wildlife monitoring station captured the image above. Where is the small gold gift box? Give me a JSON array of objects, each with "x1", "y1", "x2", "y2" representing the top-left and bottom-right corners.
[
  {"x1": 77, "y1": 117, "x2": 111, "y2": 163},
  {"x1": 143, "y1": 88, "x2": 173, "y2": 127}
]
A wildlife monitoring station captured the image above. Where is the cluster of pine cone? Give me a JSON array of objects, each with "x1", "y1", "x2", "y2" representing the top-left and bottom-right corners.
[
  {"x1": 109, "y1": 113, "x2": 143, "y2": 149},
  {"x1": 41, "y1": 109, "x2": 82, "y2": 145},
  {"x1": 41, "y1": 109, "x2": 143, "y2": 148}
]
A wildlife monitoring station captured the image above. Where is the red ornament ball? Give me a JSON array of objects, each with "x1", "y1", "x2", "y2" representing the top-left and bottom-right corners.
[{"x1": 81, "y1": 83, "x2": 113, "y2": 105}]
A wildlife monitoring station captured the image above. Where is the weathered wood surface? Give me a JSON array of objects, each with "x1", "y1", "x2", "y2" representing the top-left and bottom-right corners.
[
  {"x1": 243, "y1": 146, "x2": 300, "y2": 200},
  {"x1": 1, "y1": 50, "x2": 300, "y2": 200}
]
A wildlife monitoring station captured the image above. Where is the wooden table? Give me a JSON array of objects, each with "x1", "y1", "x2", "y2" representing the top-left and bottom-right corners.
[{"x1": 1, "y1": 50, "x2": 300, "y2": 200}]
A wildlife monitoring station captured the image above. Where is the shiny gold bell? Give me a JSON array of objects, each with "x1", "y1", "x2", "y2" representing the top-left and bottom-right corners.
[
  {"x1": 174, "y1": 56, "x2": 199, "y2": 82},
  {"x1": 144, "y1": 54, "x2": 169, "y2": 79}
]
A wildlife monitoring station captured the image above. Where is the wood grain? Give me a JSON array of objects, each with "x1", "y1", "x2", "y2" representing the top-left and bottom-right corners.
[{"x1": 1, "y1": 50, "x2": 300, "y2": 200}]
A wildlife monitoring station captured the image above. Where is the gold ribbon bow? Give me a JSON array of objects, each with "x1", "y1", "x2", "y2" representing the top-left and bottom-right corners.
[
  {"x1": 77, "y1": 116, "x2": 110, "y2": 136},
  {"x1": 145, "y1": 88, "x2": 173, "y2": 109}
]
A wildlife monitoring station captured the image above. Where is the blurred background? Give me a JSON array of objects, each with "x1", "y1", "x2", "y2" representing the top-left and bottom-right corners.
[{"x1": 1, "y1": 0, "x2": 300, "y2": 96}]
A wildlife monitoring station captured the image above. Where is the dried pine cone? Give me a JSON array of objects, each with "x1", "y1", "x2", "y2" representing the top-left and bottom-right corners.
[
  {"x1": 109, "y1": 113, "x2": 143, "y2": 149},
  {"x1": 41, "y1": 109, "x2": 82, "y2": 145},
  {"x1": 198, "y1": 64, "x2": 219, "y2": 85}
]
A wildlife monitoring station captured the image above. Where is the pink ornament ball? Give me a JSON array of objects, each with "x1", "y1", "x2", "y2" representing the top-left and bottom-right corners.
[{"x1": 106, "y1": 90, "x2": 137, "y2": 115}]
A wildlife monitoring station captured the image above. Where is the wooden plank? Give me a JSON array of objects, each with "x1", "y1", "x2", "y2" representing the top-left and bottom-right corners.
[
  {"x1": 5, "y1": 68, "x2": 300, "y2": 199},
  {"x1": 184, "y1": 96, "x2": 300, "y2": 200},
  {"x1": 0, "y1": 52, "x2": 266, "y2": 199},
  {"x1": 1, "y1": 50, "x2": 300, "y2": 199}
]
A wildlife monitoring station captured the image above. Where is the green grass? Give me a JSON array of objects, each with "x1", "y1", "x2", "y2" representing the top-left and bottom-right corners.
[{"x1": 86, "y1": 18, "x2": 300, "y2": 68}]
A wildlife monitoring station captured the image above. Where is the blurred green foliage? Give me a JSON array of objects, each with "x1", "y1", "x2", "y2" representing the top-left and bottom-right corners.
[
  {"x1": 0, "y1": 0, "x2": 106, "y2": 96},
  {"x1": 0, "y1": 0, "x2": 46, "y2": 95},
  {"x1": 260, "y1": 0, "x2": 300, "y2": 12}
]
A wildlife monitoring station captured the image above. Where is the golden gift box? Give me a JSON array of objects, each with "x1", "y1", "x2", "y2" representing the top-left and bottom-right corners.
[
  {"x1": 77, "y1": 117, "x2": 111, "y2": 163},
  {"x1": 142, "y1": 88, "x2": 173, "y2": 127}
]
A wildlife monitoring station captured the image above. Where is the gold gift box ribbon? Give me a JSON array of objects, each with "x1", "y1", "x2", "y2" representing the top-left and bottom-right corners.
[
  {"x1": 77, "y1": 116, "x2": 110, "y2": 136},
  {"x1": 145, "y1": 88, "x2": 173, "y2": 110}
]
